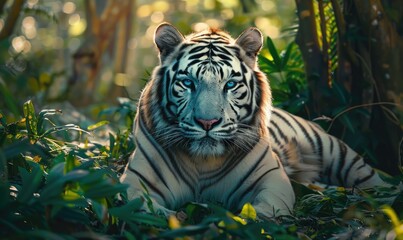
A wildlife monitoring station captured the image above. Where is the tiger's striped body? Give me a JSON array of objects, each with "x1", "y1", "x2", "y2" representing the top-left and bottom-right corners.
[
  {"x1": 121, "y1": 23, "x2": 388, "y2": 218},
  {"x1": 270, "y1": 108, "x2": 384, "y2": 188}
]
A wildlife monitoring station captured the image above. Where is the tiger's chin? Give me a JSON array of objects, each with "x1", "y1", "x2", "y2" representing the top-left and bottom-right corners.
[{"x1": 187, "y1": 137, "x2": 226, "y2": 157}]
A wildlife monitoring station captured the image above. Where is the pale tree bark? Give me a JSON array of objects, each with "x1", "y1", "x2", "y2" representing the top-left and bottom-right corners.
[{"x1": 69, "y1": 0, "x2": 133, "y2": 106}]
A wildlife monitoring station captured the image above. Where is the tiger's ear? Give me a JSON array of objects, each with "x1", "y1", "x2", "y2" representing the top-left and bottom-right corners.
[
  {"x1": 154, "y1": 23, "x2": 184, "y2": 62},
  {"x1": 235, "y1": 27, "x2": 263, "y2": 67}
]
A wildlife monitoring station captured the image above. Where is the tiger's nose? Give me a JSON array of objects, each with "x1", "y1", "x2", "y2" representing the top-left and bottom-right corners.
[{"x1": 195, "y1": 118, "x2": 220, "y2": 131}]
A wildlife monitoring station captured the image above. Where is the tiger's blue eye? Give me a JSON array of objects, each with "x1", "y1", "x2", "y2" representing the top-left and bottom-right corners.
[
  {"x1": 225, "y1": 80, "x2": 237, "y2": 90},
  {"x1": 182, "y1": 79, "x2": 193, "y2": 88}
]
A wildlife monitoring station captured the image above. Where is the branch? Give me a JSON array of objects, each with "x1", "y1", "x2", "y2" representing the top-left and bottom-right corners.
[{"x1": 0, "y1": 0, "x2": 25, "y2": 40}]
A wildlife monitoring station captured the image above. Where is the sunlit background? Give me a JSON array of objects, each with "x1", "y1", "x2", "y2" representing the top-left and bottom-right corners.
[{"x1": 1, "y1": 0, "x2": 295, "y2": 108}]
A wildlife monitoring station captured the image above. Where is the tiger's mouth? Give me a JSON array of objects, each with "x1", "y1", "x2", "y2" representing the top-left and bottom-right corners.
[{"x1": 187, "y1": 136, "x2": 226, "y2": 157}]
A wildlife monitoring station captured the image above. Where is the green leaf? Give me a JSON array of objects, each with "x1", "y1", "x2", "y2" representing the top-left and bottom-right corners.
[
  {"x1": 40, "y1": 169, "x2": 89, "y2": 202},
  {"x1": 87, "y1": 120, "x2": 109, "y2": 131},
  {"x1": 109, "y1": 133, "x2": 116, "y2": 155},
  {"x1": 281, "y1": 42, "x2": 295, "y2": 68},
  {"x1": 291, "y1": 180, "x2": 317, "y2": 199},
  {"x1": 64, "y1": 153, "x2": 79, "y2": 173},
  {"x1": 159, "y1": 225, "x2": 210, "y2": 238},
  {"x1": 109, "y1": 197, "x2": 144, "y2": 218},
  {"x1": 37, "y1": 109, "x2": 62, "y2": 135},
  {"x1": 265, "y1": 36, "x2": 282, "y2": 70},
  {"x1": 22, "y1": 230, "x2": 70, "y2": 240},
  {"x1": 23, "y1": 100, "x2": 38, "y2": 142},
  {"x1": 129, "y1": 212, "x2": 168, "y2": 228},
  {"x1": 84, "y1": 182, "x2": 128, "y2": 199},
  {"x1": 40, "y1": 124, "x2": 89, "y2": 138},
  {"x1": 90, "y1": 199, "x2": 108, "y2": 222},
  {"x1": 258, "y1": 55, "x2": 276, "y2": 69},
  {"x1": 17, "y1": 161, "x2": 43, "y2": 203},
  {"x1": 47, "y1": 162, "x2": 65, "y2": 183}
]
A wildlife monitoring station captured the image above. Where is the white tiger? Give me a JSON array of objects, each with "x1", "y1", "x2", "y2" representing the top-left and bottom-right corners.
[{"x1": 120, "y1": 22, "x2": 390, "y2": 219}]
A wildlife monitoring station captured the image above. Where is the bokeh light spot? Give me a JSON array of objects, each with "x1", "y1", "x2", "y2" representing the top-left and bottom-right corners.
[{"x1": 63, "y1": 2, "x2": 76, "y2": 14}]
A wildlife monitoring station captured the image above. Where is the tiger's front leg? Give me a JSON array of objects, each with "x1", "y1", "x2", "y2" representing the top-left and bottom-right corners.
[
  {"x1": 252, "y1": 186, "x2": 295, "y2": 219},
  {"x1": 250, "y1": 155, "x2": 295, "y2": 218},
  {"x1": 222, "y1": 145, "x2": 295, "y2": 219},
  {"x1": 120, "y1": 150, "x2": 179, "y2": 218}
]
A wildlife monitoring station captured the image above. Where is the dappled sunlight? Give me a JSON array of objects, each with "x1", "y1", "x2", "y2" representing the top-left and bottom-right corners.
[{"x1": 0, "y1": 0, "x2": 293, "y2": 106}]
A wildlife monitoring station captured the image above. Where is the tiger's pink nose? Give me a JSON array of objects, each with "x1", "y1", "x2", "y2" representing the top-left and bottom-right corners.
[{"x1": 195, "y1": 118, "x2": 220, "y2": 131}]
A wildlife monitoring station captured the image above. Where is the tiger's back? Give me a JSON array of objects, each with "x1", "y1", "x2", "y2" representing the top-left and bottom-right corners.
[{"x1": 270, "y1": 108, "x2": 385, "y2": 188}]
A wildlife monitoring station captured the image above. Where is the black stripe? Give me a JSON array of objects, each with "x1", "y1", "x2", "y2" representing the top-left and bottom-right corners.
[
  {"x1": 270, "y1": 121, "x2": 288, "y2": 143},
  {"x1": 329, "y1": 136, "x2": 334, "y2": 154},
  {"x1": 278, "y1": 198, "x2": 293, "y2": 215},
  {"x1": 356, "y1": 163, "x2": 367, "y2": 170},
  {"x1": 271, "y1": 110, "x2": 298, "y2": 134},
  {"x1": 127, "y1": 165, "x2": 167, "y2": 204},
  {"x1": 216, "y1": 46, "x2": 233, "y2": 56},
  {"x1": 354, "y1": 169, "x2": 375, "y2": 187},
  {"x1": 237, "y1": 90, "x2": 248, "y2": 100},
  {"x1": 287, "y1": 113, "x2": 316, "y2": 153},
  {"x1": 188, "y1": 52, "x2": 206, "y2": 60},
  {"x1": 227, "y1": 147, "x2": 270, "y2": 208},
  {"x1": 249, "y1": 72, "x2": 255, "y2": 104},
  {"x1": 229, "y1": 102, "x2": 238, "y2": 116},
  {"x1": 136, "y1": 139, "x2": 171, "y2": 190},
  {"x1": 199, "y1": 151, "x2": 248, "y2": 192},
  {"x1": 189, "y1": 45, "x2": 207, "y2": 54},
  {"x1": 165, "y1": 150, "x2": 196, "y2": 194},
  {"x1": 336, "y1": 140, "x2": 347, "y2": 186},
  {"x1": 311, "y1": 127, "x2": 323, "y2": 162},
  {"x1": 138, "y1": 114, "x2": 180, "y2": 183},
  {"x1": 140, "y1": 111, "x2": 195, "y2": 192},
  {"x1": 269, "y1": 127, "x2": 281, "y2": 146},
  {"x1": 325, "y1": 160, "x2": 334, "y2": 185},
  {"x1": 343, "y1": 154, "x2": 361, "y2": 186},
  {"x1": 230, "y1": 160, "x2": 281, "y2": 211}
]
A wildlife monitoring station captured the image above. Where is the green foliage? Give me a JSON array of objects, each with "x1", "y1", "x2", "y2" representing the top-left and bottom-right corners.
[
  {"x1": 259, "y1": 37, "x2": 308, "y2": 115},
  {"x1": 1, "y1": 101, "x2": 402, "y2": 239}
]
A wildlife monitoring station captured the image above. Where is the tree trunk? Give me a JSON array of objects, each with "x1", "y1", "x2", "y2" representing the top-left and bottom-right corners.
[
  {"x1": 294, "y1": 0, "x2": 330, "y2": 115},
  {"x1": 294, "y1": 0, "x2": 402, "y2": 174},
  {"x1": 345, "y1": 0, "x2": 403, "y2": 174}
]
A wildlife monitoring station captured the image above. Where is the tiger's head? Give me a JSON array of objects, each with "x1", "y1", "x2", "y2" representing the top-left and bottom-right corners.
[{"x1": 140, "y1": 23, "x2": 272, "y2": 157}]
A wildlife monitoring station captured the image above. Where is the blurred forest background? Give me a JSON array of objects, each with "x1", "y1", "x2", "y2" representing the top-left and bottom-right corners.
[
  {"x1": 0, "y1": 0, "x2": 402, "y2": 239},
  {"x1": 1, "y1": 0, "x2": 401, "y2": 172},
  {"x1": 0, "y1": 0, "x2": 295, "y2": 107}
]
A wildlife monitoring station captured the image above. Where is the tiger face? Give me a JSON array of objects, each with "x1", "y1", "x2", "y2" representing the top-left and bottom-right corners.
[{"x1": 142, "y1": 23, "x2": 272, "y2": 157}]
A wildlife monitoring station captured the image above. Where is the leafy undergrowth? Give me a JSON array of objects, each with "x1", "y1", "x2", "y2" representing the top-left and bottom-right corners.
[{"x1": 1, "y1": 101, "x2": 402, "y2": 240}]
